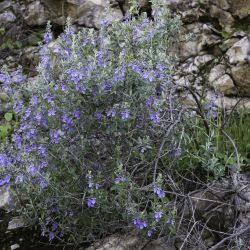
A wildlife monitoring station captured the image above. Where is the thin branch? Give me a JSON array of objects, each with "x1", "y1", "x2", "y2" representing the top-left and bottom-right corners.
[
  {"x1": 208, "y1": 225, "x2": 250, "y2": 250},
  {"x1": 153, "y1": 108, "x2": 185, "y2": 182}
]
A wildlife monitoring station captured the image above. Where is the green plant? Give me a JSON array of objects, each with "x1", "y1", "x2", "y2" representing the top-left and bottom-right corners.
[
  {"x1": 0, "y1": 1, "x2": 183, "y2": 246},
  {"x1": 0, "y1": 39, "x2": 22, "y2": 50},
  {"x1": 0, "y1": 111, "x2": 17, "y2": 141}
]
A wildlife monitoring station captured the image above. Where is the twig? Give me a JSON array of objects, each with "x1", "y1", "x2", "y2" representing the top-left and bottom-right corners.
[
  {"x1": 179, "y1": 221, "x2": 199, "y2": 250},
  {"x1": 208, "y1": 225, "x2": 250, "y2": 250},
  {"x1": 153, "y1": 108, "x2": 185, "y2": 182},
  {"x1": 184, "y1": 85, "x2": 210, "y2": 135}
]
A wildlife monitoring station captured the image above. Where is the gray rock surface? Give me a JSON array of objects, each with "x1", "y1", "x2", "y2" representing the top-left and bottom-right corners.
[
  {"x1": 226, "y1": 37, "x2": 250, "y2": 65},
  {"x1": 0, "y1": 185, "x2": 11, "y2": 210},
  {"x1": 0, "y1": 11, "x2": 16, "y2": 25}
]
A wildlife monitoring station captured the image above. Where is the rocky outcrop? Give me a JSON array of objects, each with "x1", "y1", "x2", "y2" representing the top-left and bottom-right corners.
[
  {"x1": 23, "y1": 0, "x2": 123, "y2": 27},
  {"x1": 0, "y1": 0, "x2": 250, "y2": 110}
]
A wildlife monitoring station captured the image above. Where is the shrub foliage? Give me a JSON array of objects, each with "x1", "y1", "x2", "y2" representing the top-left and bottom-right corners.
[{"x1": 0, "y1": 1, "x2": 183, "y2": 245}]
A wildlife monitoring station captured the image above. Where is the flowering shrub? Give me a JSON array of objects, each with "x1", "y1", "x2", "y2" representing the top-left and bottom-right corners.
[{"x1": 0, "y1": 0, "x2": 184, "y2": 246}]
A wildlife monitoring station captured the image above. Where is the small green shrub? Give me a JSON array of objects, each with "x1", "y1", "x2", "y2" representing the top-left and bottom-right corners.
[{"x1": 0, "y1": 1, "x2": 183, "y2": 246}]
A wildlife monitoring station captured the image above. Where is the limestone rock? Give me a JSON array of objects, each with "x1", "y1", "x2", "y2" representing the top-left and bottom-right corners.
[
  {"x1": 175, "y1": 76, "x2": 191, "y2": 87},
  {"x1": 10, "y1": 244, "x2": 20, "y2": 250},
  {"x1": 226, "y1": 37, "x2": 250, "y2": 65},
  {"x1": 227, "y1": 0, "x2": 250, "y2": 19},
  {"x1": 208, "y1": 64, "x2": 226, "y2": 83},
  {"x1": 24, "y1": 1, "x2": 48, "y2": 25},
  {"x1": 232, "y1": 31, "x2": 247, "y2": 38},
  {"x1": 231, "y1": 64, "x2": 250, "y2": 96},
  {"x1": 209, "y1": 0, "x2": 230, "y2": 10},
  {"x1": 181, "y1": 9, "x2": 200, "y2": 23},
  {"x1": 0, "y1": 11, "x2": 16, "y2": 25},
  {"x1": 221, "y1": 38, "x2": 239, "y2": 52},
  {"x1": 7, "y1": 217, "x2": 25, "y2": 230},
  {"x1": 194, "y1": 54, "x2": 214, "y2": 68},
  {"x1": 78, "y1": 0, "x2": 122, "y2": 28},
  {"x1": 0, "y1": 185, "x2": 11, "y2": 210},
  {"x1": 86, "y1": 231, "x2": 148, "y2": 250},
  {"x1": 20, "y1": 47, "x2": 40, "y2": 76},
  {"x1": 0, "y1": 1, "x2": 12, "y2": 11},
  {"x1": 144, "y1": 237, "x2": 176, "y2": 250},
  {"x1": 66, "y1": 0, "x2": 79, "y2": 4},
  {"x1": 211, "y1": 74, "x2": 237, "y2": 96},
  {"x1": 182, "y1": 62, "x2": 199, "y2": 74},
  {"x1": 209, "y1": 4, "x2": 234, "y2": 32},
  {"x1": 178, "y1": 40, "x2": 201, "y2": 60}
]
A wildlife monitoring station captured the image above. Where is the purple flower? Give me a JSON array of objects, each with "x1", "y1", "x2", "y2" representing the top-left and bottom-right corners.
[
  {"x1": 205, "y1": 96, "x2": 218, "y2": 117},
  {"x1": 150, "y1": 112, "x2": 160, "y2": 123},
  {"x1": 23, "y1": 108, "x2": 31, "y2": 120},
  {"x1": 0, "y1": 71, "x2": 10, "y2": 85},
  {"x1": 100, "y1": 17, "x2": 110, "y2": 26},
  {"x1": 113, "y1": 65, "x2": 126, "y2": 82},
  {"x1": 48, "y1": 107, "x2": 56, "y2": 116},
  {"x1": 61, "y1": 112, "x2": 73, "y2": 125},
  {"x1": 115, "y1": 176, "x2": 126, "y2": 184},
  {"x1": 166, "y1": 215, "x2": 171, "y2": 224},
  {"x1": 40, "y1": 48, "x2": 50, "y2": 68},
  {"x1": 142, "y1": 71, "x2": 154, "y2": 82},
  {"x1": 0, "y1": 175, "x2": 11, "y2": 186},
  {"x1": 88, "y1": 180, "x2": 94, "y2": 188},
  {"x1": 45, "y1": 217, "x2": 51, "y2": 225},
  {"x1": 36, "y1": 112, "x2": 42, "y2": 124},
  {"x1": 101, "y1": 81, "x2": 112, "y2": 92},
  {"x1": 121, "y1": 110, "x2": 129, "y2": 120},
  {"x1": 87, "y1": 197, "x2": 96, "y2": 208},
  {"x1": 153, "y1": 98, "x2": 159, "y2": 106},
  {"x1": 129, "y1": 63, "x2": 142, "y2": 75},
  {"x1": 207, "y1": 109, "x2": 217, "y2": 118},
  {"x1": 38, "y1": 145, "x2": 47, "y2": 157},
  {"x1": 153, "y1": 186, "x2": 165, "y2": 198},
  {"x1": 46, "y1": 94, "x2": 53, "y2": 103},
  {"x1": 64, "y1": 210, "x2": 73, "y2": 217},
  {"x1": 50, "y1": 130, "x2": 60, "y2": 144},
  {"x1": 147, "y1": 229, "x2": 153, "y2": 237},
  {"x1": 155, "y1": 210, "x2": 163, "y2": 222},
  {"x1": 60, "y1": 230, "x2": 65, "y2": 237},
  {"x1": 73, "y1": 109, "x2": 81, "y2": 120},
  {"x1": 24, "y1": 128, "x2": 37, "y2": 141},
  {"x1": 15, "y1": 175, "x2": 24, "y2": 184},
  {"x1": 133, "y1": 218, "x2": 148, "y2": 229},
  {"x1": 146, "y1": 98, "x2": 152, "y2": 107},
  {"x1": 28, "y1": 164, "x2": 38, "y2": 176},
  {"x1": 13, "y1": 100, "x2": 23, "y2": 114},
  {"x1": 107, "y1": 109, "x2": 116, "y2": 117},
  {"x1": 12, "y1": 69, "x2": 25, "y2": 83},
  {"x1": 30, "y1": 95, "x2": 39, "y2": 106},
  {"x1": 95, "y1": 112, "x2": 103, "y2": 121},
  {"x1": 42, "y1": 118, "x2": 47, "y2": 127},
  {"x1": 169, "y1": 147, "x2": 182, "y2": 158},
  {"x1": 52, "y1": 222, "x2": 58, "y2": 232},
  {"x1": 37, "y1": 176, "x2": 47, "y2": 189},
  {"x1": 49, "y1": 231, "x2": 55, "y2": 241},
  {"x1": 156, "y1": 63, "x2": 165, "y2": 72},
  {"x1": 67, "y1": 69, "x2": 82, "y2": 84},
  {"x1": 44, "y1": 31, "x2": 53, "y2": 44},
  {"x1": 13, "y1": 133, "x2": 22, "y2": 149},
  {"x1": 0, "y1": 154, "x2": 11, "y2": 168},
  {"x1": 51, "y1": 207, "x2": 57, "y2": 213}
]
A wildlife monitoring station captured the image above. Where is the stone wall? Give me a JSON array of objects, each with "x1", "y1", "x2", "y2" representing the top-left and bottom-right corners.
[{"x1": 0, "y1": 0, "x2": 250, "y2": 112}]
